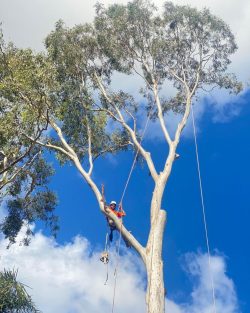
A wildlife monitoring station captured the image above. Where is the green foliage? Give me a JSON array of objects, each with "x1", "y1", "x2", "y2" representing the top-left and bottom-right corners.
[
  {"x1": 0, "y1": 155, "x2": 58, "y2": 246},
  {"x1": 0, "y1": 269, "x2": 40, "y2": 313},
  {"x1": 45, "y1": 20, "x2": 131, "y2": 161},
  {"x1": 0, "y1": 29, "x2": 59, "y2": 245}
]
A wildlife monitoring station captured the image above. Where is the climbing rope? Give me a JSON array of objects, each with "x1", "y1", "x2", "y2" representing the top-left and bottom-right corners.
[
  {"x1": 100, "y1": 185, "x2": 112, "y2": 284},
  {"x1": 119, "y1": 114, "x2": 152, "y2": 205},
  {"x1": 111, "y1": 111, "x2": 152, "y2": 313},
  {"x1": 191, "y1": 105, "x2": 217, "y2": 313},
  {"x1": 111, "y1": 225, "x2": 123, "y2": 313},
  {"x1": 103, "y1": 232, "x2": 109, "y2": 285}
]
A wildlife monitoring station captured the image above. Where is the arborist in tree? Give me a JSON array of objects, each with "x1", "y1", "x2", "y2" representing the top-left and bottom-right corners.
[{"x1": 105, "y1": 200, "x2": 131, "y2": 248}]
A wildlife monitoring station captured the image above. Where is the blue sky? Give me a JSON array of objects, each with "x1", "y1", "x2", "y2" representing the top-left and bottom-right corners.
[{"x1": 0, "y1": 0, "x2": 250, "y2": 312}]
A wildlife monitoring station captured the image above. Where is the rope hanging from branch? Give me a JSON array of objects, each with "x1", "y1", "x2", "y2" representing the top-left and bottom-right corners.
[{"x1": 191, "y1": 105, "x2": 217, "y2": 313}]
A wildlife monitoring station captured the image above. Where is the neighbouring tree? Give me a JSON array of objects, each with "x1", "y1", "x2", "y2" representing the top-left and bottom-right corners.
[
  {"x1": 0, "y1": 269, "x2": 39, "y2": 312},
  {"x1": 0, "y1": 1, "x2": 242, "y2": 312},
  {"x1": 0, "y1": 31, "x2": 58, "y2": 245}
]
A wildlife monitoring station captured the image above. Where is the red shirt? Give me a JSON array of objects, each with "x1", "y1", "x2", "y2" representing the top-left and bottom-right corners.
[{"x1": 110, "y1": 207, "x2": 126, "y2": 218}]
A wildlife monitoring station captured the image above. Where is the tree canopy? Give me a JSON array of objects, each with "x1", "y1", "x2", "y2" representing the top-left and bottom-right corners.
[{"x1": 0, "y1": 0, "x2": 241, "y2": 244}]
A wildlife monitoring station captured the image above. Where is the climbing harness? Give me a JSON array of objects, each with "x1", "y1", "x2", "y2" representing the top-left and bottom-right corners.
[
  {"x1": 100, "y1": 231, "x2": 110, "y2": 265},
  {"x1": 100, "y1": 251, "x2": 109, "y2": 265},
  {"x1": 191, "y1": 105, "x2": 217, "y2": 313}
]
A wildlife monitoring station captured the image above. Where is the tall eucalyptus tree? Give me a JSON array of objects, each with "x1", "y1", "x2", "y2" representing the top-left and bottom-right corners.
[{"x1": 0, "y1": 1, "x2": 241, "y2": 312}]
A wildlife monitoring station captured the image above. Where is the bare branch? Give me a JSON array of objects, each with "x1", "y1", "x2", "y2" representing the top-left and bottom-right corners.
[
  {"x1": 115, "y1": 105, "x2": 158, "y2": 181},
  {"x1": 93, "y1": 141, "x2": 133, "y2": 161},
  {"x1": 49, "y1": 120, "x2": 77, "y2": 157},
  {"x1": 1, "y1": 155, "x2": 8, "y2": 181},
  {"x1": 140, "y1": 60, "x2": 172, "y2": 146},
  {"x1": 160, "y1": 65, "x2": 201, "y2": 185},
  {"x1": 132, "y1": 65, "x2": 152, "y2": 89},
  {"x1": 0, "y1": 122, "x2": 48, "y2": 176},
  {"x1": 168, "y1": 69, "x2": 186, "y2": 85},
  {"x1": 94, "y1": 73, "x2": 159, "y2": 181},
  {"x1": 0, "y1": 152, "x2": 40, "y2": 191},
  {"x1": 174, "y1": 65, "x2": 201, "y2": 145},
  {"x1": 86, "y1": 119, "x2": 93, "y2": 176},
  {"x1": 93, "y1": 105, "x2": 123, "y2": 123},
  {"x1": 22, "y1": 134, "x2": 73, "y2": 159},
  {"x1": 124, "y1": 108, "x2": 137, "y2": 131},
  {"x1": 152, "y1": 83, "x2": 172, "y2": 146}
]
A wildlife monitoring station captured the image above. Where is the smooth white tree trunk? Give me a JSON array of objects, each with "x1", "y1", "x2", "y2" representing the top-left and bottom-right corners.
[
  {"x1": 145, "y1": 182, "x2": 167, "y2": 313},
  {"x1": 146, "y1": 253, "x2": 165, "y2": 313}
]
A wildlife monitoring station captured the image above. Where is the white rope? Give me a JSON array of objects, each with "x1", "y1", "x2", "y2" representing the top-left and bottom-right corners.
[
  {"x1": 104, "y1": 232, "x2": 109, "y2": 285},
  {"x1": 111, "y1": 227, "x2": 122, "y2": 313},
  {"x1": 104, "y1": 231, "x2": 109, "y2": 251},
  {"x1": 119, "y1": 114, "x2": 151, "y2": 205},
  {"x1": 191, "y1": 105, "x2": 217, "y2": 313},
  {"x1": 111, "y1": 112, "x2": 152, "y2": 313}
]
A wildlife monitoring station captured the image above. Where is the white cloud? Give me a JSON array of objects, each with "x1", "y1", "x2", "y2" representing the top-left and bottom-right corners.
[
  {"x1": 206, "y1": 89, "x2": 248, "y2": 123},
  {"x1": 0, "y1": 228, "x2": 146, "y2": 313},
  {"x1": 0, "y1": 229, "x2": 240, "y2": 313},
  {"x1": 0, "y1": 204, "x2": 6, "y2": 222},
  {"x1": 0, "y1": 199, "x2": 7, "y2": 232},
  {"x1": 178, "y1": 252, "x2": 240, "y2": 313},
  {"x1": 1, "y1": 0, "x2": 249, "y2": 79}
]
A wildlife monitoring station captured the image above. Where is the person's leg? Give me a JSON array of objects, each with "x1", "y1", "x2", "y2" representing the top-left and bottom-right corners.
[
  {"x1": 109, "y1": 229, "x2": 113, "y2": 242},
  {"x1": 109, "y1": 225, "x2": 116, "y2": 242}
]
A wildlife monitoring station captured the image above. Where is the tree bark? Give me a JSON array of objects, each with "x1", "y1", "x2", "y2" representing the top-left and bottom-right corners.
[
  {"x1": 145, "y1": 175, "x2": 167, "y2": 313},
  {"x1": 146, "y1": 209, "x2": 166, "y2": 313}
]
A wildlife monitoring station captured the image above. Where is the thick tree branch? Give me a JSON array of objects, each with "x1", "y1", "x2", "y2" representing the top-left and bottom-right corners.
[
  {"x1": 47, "y1": 118, "x2": 146, "y2": 260},
  {"x1": 23, "y1": 114, "x2": 146, "y2": 260},
  {"x1": 72, "y1": 156, "x2": 146, "y2": 263}
]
